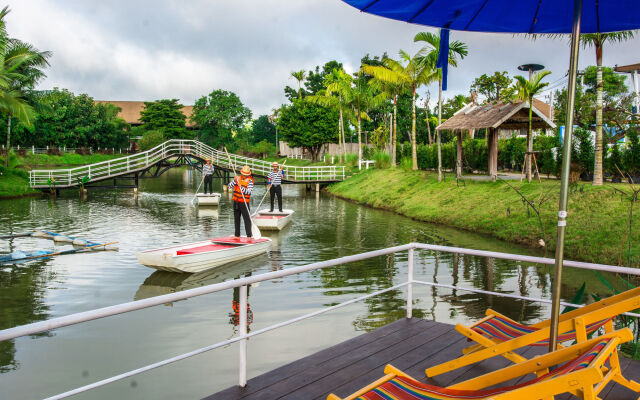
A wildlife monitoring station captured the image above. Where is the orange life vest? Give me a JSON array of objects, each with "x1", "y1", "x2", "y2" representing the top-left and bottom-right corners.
[{"x1": 232, "y1": 176, "x2": 253, "y2": 203}]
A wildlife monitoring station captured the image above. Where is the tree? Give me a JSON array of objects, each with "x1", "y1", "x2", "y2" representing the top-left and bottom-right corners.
[
  {"x1": 362, "y1": 63, "x2": 407, "y2": 167},
  {"x1": 139, "y1": 99, "x2": 189, "y2": 140},
  {"x1": 8, "y1": 88, "x2": 130, "y2": 149},
  {"x1": 349, "y1": 69, "x2": 378, "y2": 165},
  {"x1": 470, "y1": 71, "x2": 515, "y2": 103},
  {"x1": 307, "y1": 68, "x2": 354, "y2": 162},
  {"x1": 290, "y1": 70, "x2": 306, "y2": 99},
  {"x1": 277, "y1": 99, "x2": 338, "y2": 161},
  {"x1": 515, "y1": 70, "x2": 552, "y2": 183},
  {"x1": 191, "y1": 90, "x2": 251, "y2": 149},
  {"x1": 252, "y1": 115, "x2": 276, "y2": 144},
  {"x1": 0, "y1": 7, "x2": 51, "y2": 166},
  {"x1": 415, "y1": 30, "x2": 468, "y2": 180},
  {"x1": 367, "y1": 50, "x2": 437, "y2": 170}
]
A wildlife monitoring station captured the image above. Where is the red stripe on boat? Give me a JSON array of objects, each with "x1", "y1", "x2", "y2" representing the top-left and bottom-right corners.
[
  {"x1": 255, "y1": 215, "x2": 287, "y2": 219},
  {"x1": 176, "y1": 244, "x2": 236, "y2": 255}
]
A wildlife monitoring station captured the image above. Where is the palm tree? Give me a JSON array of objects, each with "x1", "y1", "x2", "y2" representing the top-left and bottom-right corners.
[
  {"x1": 348, "y1": 69, "x2": 378, "y2": 165},
  {"x1": 582, "y1": 33, "x2": 635, "y2": 185},
  {"x1": 514, "y1": 70, "x2": 552, "y2": 183},
  {"x1": 290, "y1": 70, "x2": 306, "y2": 99},
  {"x1": 361, "y1": 64, "x2": 407, "y2": 167},
  {"x1": 362, "y1": 51, "x2": 436, "y2": 170},
  {"x1": 308, "y1": 68, "x2": 354, "y2": 162},
  {"x1": 414, "y1": 31, "x2": 468, "y2": 180},
  {"x1": 0, "y1": 7, "x2": 50, "y2": 166}
]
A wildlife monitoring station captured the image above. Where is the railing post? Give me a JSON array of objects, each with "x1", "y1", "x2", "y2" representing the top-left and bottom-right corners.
[
  {"x1": 68, "y1": 170, "x2": 71, "y2": 186},
  {"x1": 238, "y1": 284, "x2": 248, "y2": 387},
  {"x1": 407, "y1": 247, "x2": 414, "y2": 319}
]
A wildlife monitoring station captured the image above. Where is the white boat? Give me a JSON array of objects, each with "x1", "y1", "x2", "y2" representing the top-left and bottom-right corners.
[
  {"x1": 196, "y1": 193, "x2": 221, "y2": 206},
  {"x1": 254, "y1": 209, "x2": 294, "y2": 231},
  {"x1": 135, "y1": 236, "x2": 271, "y2": 273}
]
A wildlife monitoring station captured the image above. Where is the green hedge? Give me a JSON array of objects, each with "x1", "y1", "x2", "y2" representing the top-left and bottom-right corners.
[{"x1": 390, "y1": 131, "x2": 640, "y2": 179}]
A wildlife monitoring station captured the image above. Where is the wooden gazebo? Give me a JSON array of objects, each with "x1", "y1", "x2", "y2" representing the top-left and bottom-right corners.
[{"x1": 436, "y1": 99, "x2": 556, "y2": 180}]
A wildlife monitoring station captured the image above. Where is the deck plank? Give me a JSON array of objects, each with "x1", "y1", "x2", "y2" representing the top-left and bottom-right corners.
[{"x1": 205, "y1": 318, "x2": 640, "y2": 400}]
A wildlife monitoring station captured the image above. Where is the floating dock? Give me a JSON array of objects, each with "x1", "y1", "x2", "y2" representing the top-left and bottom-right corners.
[{"x1": 209, "y1": 318, "x2": 640, "y2": 400}]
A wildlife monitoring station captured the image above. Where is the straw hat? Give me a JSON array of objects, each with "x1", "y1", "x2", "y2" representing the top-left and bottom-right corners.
[
  {"x1": 240, "y1": 165, "x2": 251, "y2": 175},
  {"x1": 272, "y1": 161, "x2": 279, "y2": 167}
]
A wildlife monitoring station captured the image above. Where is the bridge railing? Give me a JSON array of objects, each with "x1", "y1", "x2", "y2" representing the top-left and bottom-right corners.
[{"x1": 29, "y1": 140, "x2": 346, "y2": 188}]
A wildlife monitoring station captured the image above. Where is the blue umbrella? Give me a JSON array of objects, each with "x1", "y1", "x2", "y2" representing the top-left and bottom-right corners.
[{"x1": 341, "y1": 0, "x2": 640, "y2": 351}]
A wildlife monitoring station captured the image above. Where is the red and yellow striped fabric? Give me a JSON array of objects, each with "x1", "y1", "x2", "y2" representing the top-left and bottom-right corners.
[
  {"x1": 472, "y1": 315, "x2": 611, "y2": 346},
  {"x1": 356, "y1": 340, "x2": 608, "y2": 400}
]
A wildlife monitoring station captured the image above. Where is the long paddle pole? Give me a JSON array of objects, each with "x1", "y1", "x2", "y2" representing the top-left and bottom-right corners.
[
  {"x1": 13, "y1": 241, "x2": 119, "y2": 262},
  {"x1": 191, "y1": 174, "x2": 204, "y2": 204},
  {"x1": 224, "y1": 147, "x2": 261, "y2": 239}
]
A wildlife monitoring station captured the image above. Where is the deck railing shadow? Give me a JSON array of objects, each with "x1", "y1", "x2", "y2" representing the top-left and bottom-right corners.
[{"x1": 1, "y1": 242, "x2": 638, "y2": 399}]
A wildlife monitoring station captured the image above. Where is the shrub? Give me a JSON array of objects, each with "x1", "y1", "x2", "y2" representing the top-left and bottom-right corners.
[
  {"x1": 138, "y1": 130, "x2": 165, "y2": 151},
  {"x1": 47, "y1": 147, "x2": 62, "y2": 156},
  {"x1": 373, "y1": 150, "x2": 390, "y2": 169},
  {"x1": 400, "y1": 157, "x2": 412, "y2": 171},
  {"x1": 623, "y1": 128, "x2": 640, "y2": 177}
]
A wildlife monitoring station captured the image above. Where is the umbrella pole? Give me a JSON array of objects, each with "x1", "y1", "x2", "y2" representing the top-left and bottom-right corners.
[{"x1": 548, "y1": 0, "x2": 583, "y2": 353}]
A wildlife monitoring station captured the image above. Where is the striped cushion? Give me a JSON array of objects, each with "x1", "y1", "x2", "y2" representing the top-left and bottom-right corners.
[
  {"x1": 472, "y1": 315, "x2": 610, "y2": 346},
  {"x1": 356, "y1": 340, "x2": 608, "y2": 400}
]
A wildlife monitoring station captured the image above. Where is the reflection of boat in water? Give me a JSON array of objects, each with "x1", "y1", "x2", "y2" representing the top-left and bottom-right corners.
[
  {"x1": 197, "y1": 207, "x2": 219, "y2": 219},
  {"x1": 134, "y1": 264, "x2": 253, "y2": 301}
]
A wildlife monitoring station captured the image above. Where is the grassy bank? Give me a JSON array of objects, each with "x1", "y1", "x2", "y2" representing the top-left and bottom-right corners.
[
  {"x1": 328, "y1": 169, "x2": 640, "y2": 267},
  {"x1": 0, "y1": 152, "x2": 125, "y2": 198}
]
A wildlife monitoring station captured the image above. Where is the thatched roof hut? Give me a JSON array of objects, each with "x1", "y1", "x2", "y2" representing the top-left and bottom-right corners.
[
  {"x1": 436, "y1": 99, "x2": 555, "y2": 131},
  {"x1": 436, "y1": 98, "x2": 555, "y2": 180},
  {"x1": 95, "y1": 100, "x2": 196, "y2": 127}
]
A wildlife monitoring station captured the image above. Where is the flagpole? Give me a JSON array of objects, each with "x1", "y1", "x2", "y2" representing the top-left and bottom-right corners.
[{"x1": 548, "y1": 0, "x2": 583, "y2": 352}]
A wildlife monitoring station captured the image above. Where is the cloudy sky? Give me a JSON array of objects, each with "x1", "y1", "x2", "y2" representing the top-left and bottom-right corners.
[{"x1": 8, "y1": 0, "x2": 640, "y2": 117}]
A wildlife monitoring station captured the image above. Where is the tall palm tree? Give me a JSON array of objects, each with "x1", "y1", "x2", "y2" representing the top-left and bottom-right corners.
[
  {"x1": 582, "y1": 33, "x2": 635, "y2": 185},
  {"x1": 0, "y1": 7, "x2": 50, "y2": 166},
  {"x1": 362, "y1": 51, "x2": 436, "y2": 170},
  {"x1": 414, "y1": 31, "x2": 468, "y2": 180},
  {"x1": 514, "y1": 70, "x2": 552, "y2": 183},
  {"x1": 361, "y1": 64, "x2": 407, "y2": 167},
  {"x1": 290, "y1": 70, "x2": 306, "y2": 99},
  {"x1": 308, "y1": 68, "x2": 354, "y2": 162},
  {"x1": 348, "y1": 69, "x2": 378, "y2": 165}
]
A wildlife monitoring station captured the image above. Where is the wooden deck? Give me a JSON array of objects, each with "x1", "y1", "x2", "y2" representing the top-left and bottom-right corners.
[{"x1": 208, "y1": 318, "x2": 640, "y2": 400}]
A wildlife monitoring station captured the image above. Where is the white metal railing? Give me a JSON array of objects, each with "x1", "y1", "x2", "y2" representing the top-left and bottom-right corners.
[
  {"x1": 28, "y1": 140, "x2": 346, "y2": 188},
  {"x1": 1, "y1": 242, "x2": 638, "y2": 400},
  {"x1": 4, "y1": 145, "x2": 130, "y2": 155}
]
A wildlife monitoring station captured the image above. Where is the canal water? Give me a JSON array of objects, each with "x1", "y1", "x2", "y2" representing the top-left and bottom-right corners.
[{"x1": 0, "y1": 168, "x2": 604, "y2": 399}]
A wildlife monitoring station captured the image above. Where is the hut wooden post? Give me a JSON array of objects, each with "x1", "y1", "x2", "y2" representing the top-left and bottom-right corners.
[
  {"x1": 488, "y1": 128, "x2": 498, "y2": 181},
  {"x1": 456, "y1": 131, "x2": 463, "y2": 178}
]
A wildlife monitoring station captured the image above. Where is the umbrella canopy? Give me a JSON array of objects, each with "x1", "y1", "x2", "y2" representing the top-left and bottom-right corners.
[
  {"x1": 340, "y1": 0, "x2": 640, "y2": 352},
  {"x1": 342, "y1": 0, "x2": 640, "y2": 33}
]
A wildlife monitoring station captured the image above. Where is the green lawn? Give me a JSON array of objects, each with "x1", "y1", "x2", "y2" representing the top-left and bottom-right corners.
[{"x1": 329, "y1": 168, "x2": 640, "y2": 267}]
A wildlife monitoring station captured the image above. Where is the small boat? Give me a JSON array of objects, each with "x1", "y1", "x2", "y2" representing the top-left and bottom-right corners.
[
  {"x1": 196, "y1": 193, "x2": 221, "y2": 206},
  {"x1": 254, "y1": 209, "x2": 294, "y2": 231},
  {"x1": 135, "y1": 236, "x2": 272, "y2": 273}
]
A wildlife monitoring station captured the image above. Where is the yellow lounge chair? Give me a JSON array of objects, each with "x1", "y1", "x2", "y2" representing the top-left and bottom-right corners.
[
  {"x1": 425, "y1": 286, "x2": 640, "y2": 395},
  {"x1": 327, "y1": 329, "x2": 632, "y2": 400}
]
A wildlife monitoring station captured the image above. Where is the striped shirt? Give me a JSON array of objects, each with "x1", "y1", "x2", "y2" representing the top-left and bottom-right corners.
[
  {"x1": 202, "y1": 164, "x2": 214, "y2": 176},
  {"x1": 267, "y1": 170, "x2": 285, "y2": 186}
]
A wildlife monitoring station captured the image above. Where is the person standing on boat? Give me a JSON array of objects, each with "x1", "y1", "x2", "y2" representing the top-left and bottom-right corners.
[
  {"x1": 267, "y1": 161, "x2": 285, "y2": 212},
  {"x1": 202, "y1": 158, "x2": 214, "y2": 194},
  {"x1": 228, "y1": 165, "x2": 254, "y2": 237}
]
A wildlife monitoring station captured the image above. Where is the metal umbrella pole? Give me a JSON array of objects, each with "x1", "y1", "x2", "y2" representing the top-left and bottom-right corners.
[{"x1": 548, "y1": 0, "x2": 583, "y2": 352}]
